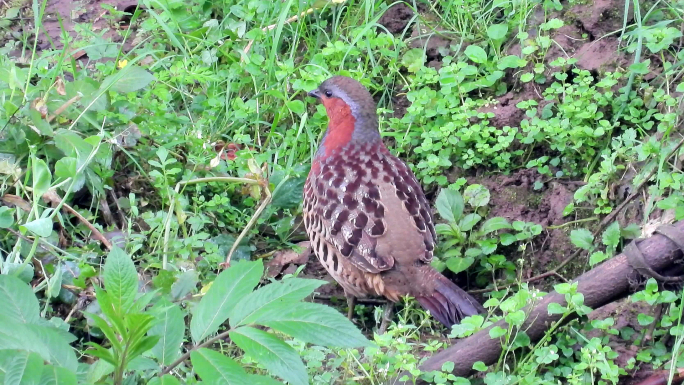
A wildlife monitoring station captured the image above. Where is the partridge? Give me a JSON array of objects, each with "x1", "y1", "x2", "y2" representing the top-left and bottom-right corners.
[{"x1": 303, "y1": 75, "x2": 484, "y2": 329}]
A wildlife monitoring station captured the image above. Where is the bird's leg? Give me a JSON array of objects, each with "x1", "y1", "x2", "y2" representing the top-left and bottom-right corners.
[
  {"x1": 378, "y1": 301, "x2": 394, "y2": 335},
  {"x1": 346, "y1": 295, "x2": 356, "y2": 321}
]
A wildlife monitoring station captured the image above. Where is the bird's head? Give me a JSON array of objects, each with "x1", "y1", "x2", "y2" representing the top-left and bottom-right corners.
[{"x1": 308, "y1": 75, "x2": 380, "y2": 157}]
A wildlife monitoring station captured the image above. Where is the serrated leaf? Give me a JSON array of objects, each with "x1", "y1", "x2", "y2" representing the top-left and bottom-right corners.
[
  {"x1": 257, "y1": 302, "x2": 369, "y2": 348},
  {"x1": 191, "y1": 260, "x2": 263, "y2": 343},
  {"x1": 481, "y1": 217, "x2": 512, "y2": 234},
  {"x1": 103, "y1": 247, "x2": 138, "y2": 314},
  {"x1": 149, "y1": 301, "x2": 185, "y2": 365},
  {"x1": 230, "y1": 278, "x2": 326, "y2": 327},
  {"x1": 0, "y1": 317, "x2": 51, "y2": 361},
  {"x1": 0, "y1": 274, "x2": 40, "y2": 324},
  {"x1": 601, "y1": 221, "x2": 620, "y2": 248},
  {"x1": 435, "y1": 189, "x2": 464, "y2": 223},
  {"x1": 39, "y1": 364, "x2": 78, "y2": 385},
  {"x1": 191, "y1": 348, "x2": 252, "y2": 384},
  {"x1": 445, "y1": 256, "x2": 475, "y2": 274},
  {"x1": 4, "y1": 351, "x2": 44, "y2": 385},
  {"x1": 589, "y1": 251, "x2": 609, "y2": 266},
  {"x1": 26, "y1": 324, "x2": 78, "y2": 372},
  {"x1": 230, "y1": 326, "x2": 307, "y2": 385},
  {"x1": 570, "y1": 228, "x2": 593, "y2": 250},
  {"x1": 500, "y1": 233, "x2": 517, "y2": 246}
]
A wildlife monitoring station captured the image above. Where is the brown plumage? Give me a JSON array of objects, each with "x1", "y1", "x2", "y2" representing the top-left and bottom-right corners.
[{"x1": 304, "y1": 75, "x2": 484, "y2": 328}]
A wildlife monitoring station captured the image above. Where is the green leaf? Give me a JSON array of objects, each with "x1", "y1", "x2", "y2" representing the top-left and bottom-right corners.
[
  {"x1": 4, "y1": 351, "x2": 44, "y2": 385},
  {"x1": 463, "y1": 184, "x2": 490, "y2": 207},
  {"x1": 47, "y1": 264, "x2": 63, "y2": 299},
  {"x1": 191, "y1": 259, "x2": 263, "y2": 343},
  {"x1": 191, "y1": 348, "x2": 250, "y2": 384},
  {"x1": 28, "y1": 109, "x2": 53, "y2": 136},
  {"x1": 286, "y1": 100, "x2": 305, "y2": 115},
  {"x1": 489, "y1": 325, "x2": 506, "y2": 339},
  {"x1": 32, "y1": 158, "x2": 51, "y2": 199},
  {"x1": 459, "y1": 213, "x2": 481, "y2": 232},
  {"x1": 481, "y1": 217, "x2": 512, "y2": 234},
  {"x1": 570, "y1": 228, "x2": 593, "y2": 250},
  {"x1": 230, "y1": 278, "x2": 326, "y2": 327},
  {"x1": 257, "y1": 302, "x2": 369, "y2": 348},
  {"x1": 230, "y1": 326, "x2": 307, "y2": 385},
  {"x1": 637, "y1": 313, "x2": 654, "y2": 326},
  {"x1": 104, "y1": 65, "x2": 156, "y2": 93},
  {"x1": 629, "y1": 60, "x2": 650, "y2": 75},
  {"x1": 497, "y1": 55, "x2": 526, "y2": 70},
  {"x1": 401, "y1": 48, "x2": 425, "y2": 73},
  {"x1": 589, "y1": 251, "x2": 609, "y2": 266},
  {"x1": 20, "y1": 218, "x2": 53, "y2": 237},
  {"x1": 270, "y1": 175, "x2": 306, "y2": 209},
  {"x1": 0, "y1": 206, "x2": 15, "y2": 228},
  {"x1": 0, "y1": 274, "x2": 40, "y2": 324},
  {"x1": 39, "y1": 365, "x2": 78, "y2": 385},
  {"x1": 499, "y1": 233, "x2": 517, "y2": 246},
  {"x1": 547, "y1": 303, "x2": 567, "y2": 314},
  {"x1": 26, "y1": 324, "x2": 78, "y2": 372},
  {"x1": 472, "y1": 361, "x2": 487, "y2": 371},
  {"x1": 149, "y1": 301, "x2": 185, "y2": 365},
  {"x1": 602, "y1": 221, "x2": 620, "y2": 248},
  {"x1": 54, "y1": 157, "x2": 78, "y2": 180},
  {"x1": 435, "y1": 189, "x2": 464, "y2": 223},
  {"x1": 147, "y1": 375, "x2": 181, "y2": 385},
  {"x1": 487, "y1": 23, "x2": 508, "y2": 41},
  {"x1": 520, "y1": 72, "x2": 534, "y2": 82},
  {"x1": 464, "y1": 45, "x2": 487, "y2": 64},
  {"x1": 445, "y1": 256, "x2": 475, "y2": 274},
  {"x1": 103, "y1": 247, "x2": 138, "y2": 314}
]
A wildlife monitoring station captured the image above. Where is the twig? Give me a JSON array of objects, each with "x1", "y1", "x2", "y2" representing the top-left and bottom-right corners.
[
  {"x1": 42, "y1": 190, "x2": 113, "y2": 250},
  {"x1": 46, "y1": 95, "x2": 81, "y2": 123},
  {"x1": 160, "y1": 329, "x2": 233, "y2": 375}
]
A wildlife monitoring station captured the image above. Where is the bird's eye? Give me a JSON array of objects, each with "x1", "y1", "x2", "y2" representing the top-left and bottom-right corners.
[{"x1": 324, "y1": 90, "x2": 333, "y2": 97}]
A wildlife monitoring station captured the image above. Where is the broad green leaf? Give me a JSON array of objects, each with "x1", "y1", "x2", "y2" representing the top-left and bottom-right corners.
[
  {"x1": 497, "y1": 55, "x2": 526, "y2": 70},
  {"x1": 488, "y1": 326, "x2": 506, "y2": 338},
  {"x1": 149, "y1": 301, "x2": 184, "y2": 365},
  {"x1": 0, "y1": 318, "x2": 51, "y2": 361},
  {"x1": 4, "y1": 351, "x2": 44, "y2": 385},
  {"x1": 26, "y1": 324, "x2": 78, "y2": 372},
  {"x1": 147, "y1": 375, "x2": 181, "y2": 385},
  {"x1": 463, "y1": 184, "x2": 490, "y2": 207},
  {"x1": 464, "y1": 45, "x2": 487, "y2": 64},
  {"x1": 570, "y1": 228, "x2": 594, "y2": 250},
  {"x1": 103, "y1": 65, "x2": 156, "y2": 94},
  {"x1": 191, "y1": 348, "x2": 251, "y2": 384},
  {"x1": 459, "y1": 213, "x2": 481, "y2": 232},
  {"x1": 270, "y1": 176, "x2": 306, "y2": 209},
  {"x1": 190, "y1": 260, "x2": 263, "y2": 343},
  {"x1": 230, "y1": 278, "x2": 326, "y2": 327},
  {"x1": 32, "y1": 158, "x2": 51, "y2": 199},
  {"x1": 53, "y1": 129, "x2": 93, "y2": 168},
  {"x1": 589, "y1": 251, "x2": 609, "y2": 266},
  {"x1": 47, "y1": 264, "x2": 63, "y2": 299},
  {"x1": 286, "y1": 100, "x2": 305, "y2": 115},
  {"x1": 28, "y1": 109, "x2": 53, "y2": 136},
  {"x1": 601, "y1": 221, "x2": 620, "y2": 248},
  {"x1": 487, "y1": 23, "x2": 508, "y2": 41},
  {"x1": 629, "y1": 60, "x2": 650, "y2": 75},
  {"x1": 54, "y1": 157, "x2": 78, "y2": 180},
  {"x1": 230, "y1": 326, "x2": 307, "y2": 385},
  {"x1": 547, "y1": 303, "x2": 567, "y2": 315},
  {"x1": 0, "y1": 206, "x2": 14, "y2": 228},
  {"x1": 39, "y1": 365, "x2": 77, "y2": 385},
  {"x1": 446, "y1": 256, "x2": 475, "y2": 274},
  {"x1": 500, "y1": 233, "x2": 516, "y2": 246},
  {"x1": 481, "y1": 217, "x2": 512, "y2": 234},
  {"x1": 21, "y1": 218, "x2": 53, "y2": 237},
  {"x1": 435, "y1": 189, "x2": 464, "y2": 223},
  {"x1": 0, "y1": 274, "x2": 40, "y2": 324},
  {"x1": 257, "y1": 302, "x2": 369, "y2": 348},
  {"x1": 103, "y1": 247, "x2": 138, "y2": 314}
]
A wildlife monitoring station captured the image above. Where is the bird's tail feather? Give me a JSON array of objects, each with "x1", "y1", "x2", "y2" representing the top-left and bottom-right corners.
[{"x1": 416, "y1": 272, "x2": 484, "y2": 327}]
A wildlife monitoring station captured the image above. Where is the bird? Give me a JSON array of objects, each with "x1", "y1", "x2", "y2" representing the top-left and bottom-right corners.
[{"x1": 303, "y1": 75, "x2": 485, "y2": 331}]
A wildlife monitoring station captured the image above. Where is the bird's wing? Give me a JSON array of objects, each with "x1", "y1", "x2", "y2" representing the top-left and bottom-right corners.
[{"x1": 303, "y1": 144, "x2": 436, "y2": 274}]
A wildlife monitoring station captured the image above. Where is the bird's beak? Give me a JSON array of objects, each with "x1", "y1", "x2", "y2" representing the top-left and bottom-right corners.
[{"x1": 307, "y1": 89, "x2": 321, "y2": 99}]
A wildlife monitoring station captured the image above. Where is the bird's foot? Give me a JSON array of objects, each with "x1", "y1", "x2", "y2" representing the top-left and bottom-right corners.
[
  {"x1": 346, "y1": 295, "x2": 356, "y2": 321},
  {"x1": 378, "y1": 302, "x2": 394, "y2": 335}
]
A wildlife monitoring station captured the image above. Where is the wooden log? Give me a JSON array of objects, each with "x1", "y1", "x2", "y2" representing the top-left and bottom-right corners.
[{"x1": 399, "y1": 221, "x2": 684, "y2": 382}]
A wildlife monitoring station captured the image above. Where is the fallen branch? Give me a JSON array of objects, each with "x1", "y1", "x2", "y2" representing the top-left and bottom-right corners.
[
  {"x1": 42, "y1": 190, "x2": 113, "y2": 250},
  {"x1": 397, "y1": 221, "x2": 684, "y2": 382}
]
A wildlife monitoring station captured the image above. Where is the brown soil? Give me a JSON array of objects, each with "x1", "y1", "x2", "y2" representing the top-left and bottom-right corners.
[{"x1": 377, "y1": 2, "x2": 415, "y2": 36}]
